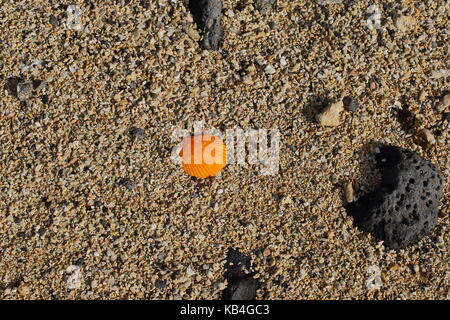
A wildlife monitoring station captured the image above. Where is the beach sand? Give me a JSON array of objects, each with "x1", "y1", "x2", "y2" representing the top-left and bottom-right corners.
[{"x1": 0, "y1": 0, "x2": 448, "y2": 299}]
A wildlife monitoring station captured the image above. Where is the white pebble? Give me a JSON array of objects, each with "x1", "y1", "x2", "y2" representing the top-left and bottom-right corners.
[
  {"x1": 366, "y1": 5, "x2": 382, "y2": 30},
  {"x1": 66, "y1": 265, "x2": 83, "y2": 290},
  {"x1": 366, "y1": 265, "x2": 382, "y2": 290},
  {"x1": 264, "y1": 64, "x2": 276, "y2": 75}
]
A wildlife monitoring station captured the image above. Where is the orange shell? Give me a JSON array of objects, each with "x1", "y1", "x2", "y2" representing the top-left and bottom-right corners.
[{"x1": 179, "y1": 134, "x2": 227, "y2": 178}]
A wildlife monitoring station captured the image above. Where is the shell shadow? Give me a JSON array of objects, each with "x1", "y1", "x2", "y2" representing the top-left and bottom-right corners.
[
  {"x1": 300, "y1": 95, "x2": 330, "y2": 124},
  {"x1": 3, "y1": 77, "x2": 22, "y2": 97},
  {"x1": 344, "y1": 140, "x2": 384, "y2": 236},
  {"x1": 3, "y1": 77, "x2": 44, "y2": 98}
]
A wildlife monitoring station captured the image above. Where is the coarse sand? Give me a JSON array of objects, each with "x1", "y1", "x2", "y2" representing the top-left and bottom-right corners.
[{"x1": 0, "y1": 0, "x2": 448, "y2": 299}]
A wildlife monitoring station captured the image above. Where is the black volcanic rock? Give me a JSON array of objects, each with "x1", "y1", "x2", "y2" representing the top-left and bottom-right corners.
[
  {"x1": 346, "y1": 146, "x2": 444, "y2": 249},
  {"x1": 129, "y1": 126, "x2": 146, "y2": 141},
  {"x1": 343, "y1": 96, "x2": 361, "y2": 112},
  {"x1": 188, "y1": 0, "x2": 223, "y2": 50},
  {"x1": 222, "y1": 248, "x2": 258, "y2": 300},
  {"x1": 226, "y1": 277, "x2": 258, "y2": 300}
]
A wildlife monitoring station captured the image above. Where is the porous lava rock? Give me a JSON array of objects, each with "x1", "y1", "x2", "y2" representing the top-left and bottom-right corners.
[
  {"x1": 188, "y1": 0, "x2": 223, "y2": 50},
  {"x1": 346, "y1": 146, "x2": 444, "y2": 249}
]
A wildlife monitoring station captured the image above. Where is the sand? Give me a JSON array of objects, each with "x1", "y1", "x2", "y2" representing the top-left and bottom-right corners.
[{"x1": 0, "y1": 0, "x2": 448, "y2": 299}]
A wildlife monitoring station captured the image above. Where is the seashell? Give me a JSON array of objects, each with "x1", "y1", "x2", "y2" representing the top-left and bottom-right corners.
[{"x1": 179, "y1": 134, "x2": 227, "y2": 178}]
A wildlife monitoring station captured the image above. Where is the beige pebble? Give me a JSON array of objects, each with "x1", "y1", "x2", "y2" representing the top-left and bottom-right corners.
[
  {"x1": 264, "y1": 64, "x2": 276, "y2": 75},
  {"x1": 18, "y1": 284, "x2": 30, "y2": 296},
  {"x1": 242, "y1": 75, "x2": 253, "y2": 84},
  {"x1": 186, "y1": 27, "x2": 200, "y2": 41},
  {"x1": 345, "y1": 182, "x2": 354, "y2": 203},
  {"x1": 394, "y1": 15, "x2": 416, "y2": 32},
  {"x1": 436, "y1": 94, "x2": 450, "y2": 112},
  {"x1": 419, "y1": 90, "x2": 427, "y2": 102},
  {"x1": 316, "y1": 101, "x2": 344, "y2": 127}
]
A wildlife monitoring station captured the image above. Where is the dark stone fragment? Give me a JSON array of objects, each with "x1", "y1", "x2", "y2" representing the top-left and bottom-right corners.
[
  {"x1": 222, "y1": 248, "x2": 258, "y2": 300},
  {"x1": 74, "y1": 258, "x2": 84, "y2": 266},
  {"x1": 343, "y1": 96, "x2": 360, "y2": 112},
  {"x1": 155, "y1": 280, "x2": 167, "y2": 289},
  {"x1": 129, "y1": 126, "x2": 146, "y2": 141},
  {"x1": 346, "y1": 146, "x2": 444, "y2": 250},
  {"x1": 443, "y1": 113, "x2": 450, "y2": 122},
  {"x1": 254, "y1": 0, "x2": 275, "y2": 14},
  {"x1": 49, "y1": 14, "x2": 59, "y2": 26},
  {"x1": 188, "y1": 0, "x2": 223, "y2": 50},
  {"x1": 117, "y1": 178, "x2": 136, "y2": 190},
  {"x1": 226, "y1": 277, "x2": 258, "y2": 300},
  {"x1": 238, "y1": 220, "x2": 250, "y2": 227},
  {"x1": 41, "y1": 94, "x2": 49, "y2": 104},
  {"x1": 99, "y1": 219, "x2": 109, "y2": 227}
]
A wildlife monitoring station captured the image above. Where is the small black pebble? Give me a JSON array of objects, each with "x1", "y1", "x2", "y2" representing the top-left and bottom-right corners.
[
  {"x1": 443, "y1": 113, "x2": 450, "y2": 122},
  {"x1": 129, "y1": 127, "x2": 146, "y2": 140},
  {"x1": 343, "y1": 96, "x2": 360, "y2": 112},
  {"x1": 155, "y1": 280, "x2": 167, "y2": 289},
  {"x1": 238, "y1": 220, "x2": 250, "y2": 227},
  {"x1": 41, "y1": 94, "x2": 49, "y2": 104},
  {"x1": 49, "y1": 14, "x2": 59, "y2": 26},
  {"x1": 254, "y1": 0, "x2": 275, "y2": 14},
  {"x1": 117, "y1": 178, "x2": 136, "y2": 190}
]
